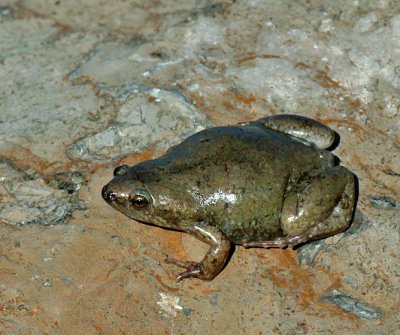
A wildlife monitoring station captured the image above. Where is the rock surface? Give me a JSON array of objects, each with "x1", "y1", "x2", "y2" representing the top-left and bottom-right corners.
[{"x1": 0, "y1": 1, "x2": 399, "y2": 334}]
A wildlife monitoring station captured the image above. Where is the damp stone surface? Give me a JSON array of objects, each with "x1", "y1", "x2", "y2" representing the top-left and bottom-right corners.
[{"x1": 0, "y1": 1, "x2": 399, "y2": 334}]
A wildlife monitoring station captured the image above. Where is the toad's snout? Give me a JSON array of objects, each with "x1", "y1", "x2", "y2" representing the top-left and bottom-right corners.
[{"x1": 102, "y1": 184, "x2": 118, "y2": 203}]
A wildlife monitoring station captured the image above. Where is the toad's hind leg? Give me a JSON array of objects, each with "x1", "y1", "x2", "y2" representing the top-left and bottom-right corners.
[
  {"x1": 244, "y1": 167, "x2": 356, "y2": 248},
  {"x1": 256, "y1": 114, "x2": 336, "y2": 149}
]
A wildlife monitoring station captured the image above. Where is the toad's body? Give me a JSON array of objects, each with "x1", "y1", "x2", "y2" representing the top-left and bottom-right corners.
[{"x1": 102, "y1": 115, "x2": 356, "y2": 281}]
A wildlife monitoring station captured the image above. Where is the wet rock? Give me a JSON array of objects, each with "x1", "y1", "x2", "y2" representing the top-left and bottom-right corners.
[
  {"x1": 67, "y1": 89, "x2": 214, "y2": 162},
  {"x1": 1, "y1": 0, "x2": 399, "y2": 333},
  {"x1": 297, "y1": 241, "x2": 327, "y2": 267},
  {"x1": 369, "y1": 195, "x2": 398, "y2": 209},
  {"x1": 0, "y1": 161, "x2": 81, "y2": 226},
  {"x1": 321, "y1": 289, "x2": 382, "y2": 320},
  {"x1": 68, "y1": 41, "x2": 182, "y2": 99}
]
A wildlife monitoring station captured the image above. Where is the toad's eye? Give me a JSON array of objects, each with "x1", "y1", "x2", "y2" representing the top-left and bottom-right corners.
[
  {"x1": 114, "y1": 165, "x2": 129, "y2": 176},
  {"x1": 130, "y1": 190, "x2": 152, "y2": 209}
]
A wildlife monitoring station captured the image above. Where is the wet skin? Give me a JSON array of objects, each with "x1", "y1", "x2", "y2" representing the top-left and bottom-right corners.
[{"x1": 102, "y1": 114, "x2": 356, "y2": 281}]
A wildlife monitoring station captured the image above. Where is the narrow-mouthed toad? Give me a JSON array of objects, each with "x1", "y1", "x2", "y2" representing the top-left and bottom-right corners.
[{"x1": 102, "y1": 114, "x2": 356, "y2": 281}]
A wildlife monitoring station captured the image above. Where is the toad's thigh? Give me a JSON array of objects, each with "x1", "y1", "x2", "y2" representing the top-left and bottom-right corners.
[{"x1": 281, "y1": 166, "x2": 355, "y2": 236}]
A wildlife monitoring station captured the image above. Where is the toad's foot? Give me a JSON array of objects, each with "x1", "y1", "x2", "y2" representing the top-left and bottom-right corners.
[
  {"x1": 165, "y1": 223, "x2": 231, "y2": 281},
  {"x1": 166, "y1": 257, "x2": 206, "y2": 282}
]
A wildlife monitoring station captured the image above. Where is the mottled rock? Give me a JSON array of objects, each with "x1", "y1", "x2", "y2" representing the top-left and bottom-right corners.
[
  {"x1": 67, "y1": 89, "x2": 213, "y2": 162},
  {"x1": 0, "y1": 161, "x2": 81, "y2": 226},
  {"x1": 321, "y1": 289, "x2": 382, "y2": 319},
  {"x1": 0, "y1": 0, "x2": 399, "y2": 334}
]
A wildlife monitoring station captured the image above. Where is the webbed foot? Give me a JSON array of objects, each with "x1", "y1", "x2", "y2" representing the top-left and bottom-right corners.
[{"x1": 165, "y1": 223, "x2": 231, "y2": 281}]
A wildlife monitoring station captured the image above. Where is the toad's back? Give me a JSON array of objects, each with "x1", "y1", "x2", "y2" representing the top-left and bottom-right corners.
[{"x1": 142, "y1": 122, "x2": 334, "y2": 243}]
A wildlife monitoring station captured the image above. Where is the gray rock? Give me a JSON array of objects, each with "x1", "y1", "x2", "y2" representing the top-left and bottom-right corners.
[
  {"x1": 0, "y1": 162, "x2": 81, "y2": 226},
  {"x1": 321, "y1": 289, "x2": 383, "y2": 320},
  {"x1": 67, "y1": 89, "x2": 214, "y2": 162},
  {"x1": 369, "y1": 195, "x2": 398, "y2": 209}
]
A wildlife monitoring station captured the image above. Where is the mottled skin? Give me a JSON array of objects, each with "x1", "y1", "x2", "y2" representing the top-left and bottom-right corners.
[{"x1": 102, "y1": 115, "x2": 356, "y2": 281}]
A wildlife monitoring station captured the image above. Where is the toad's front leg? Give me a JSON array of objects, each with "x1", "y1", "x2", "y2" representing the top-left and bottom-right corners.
[{"x1": 166, "y1": 223, "x2": 231, "y2": 281}]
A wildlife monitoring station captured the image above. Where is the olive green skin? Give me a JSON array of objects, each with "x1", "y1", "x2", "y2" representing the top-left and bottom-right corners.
[{"x1": 102, "y1": 115, "x2": 356, "y2": 281}]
